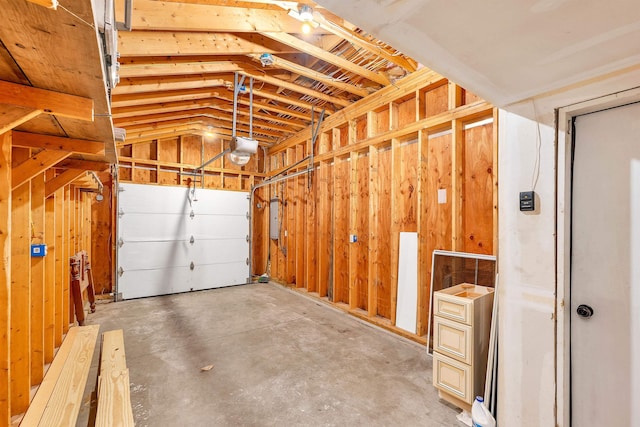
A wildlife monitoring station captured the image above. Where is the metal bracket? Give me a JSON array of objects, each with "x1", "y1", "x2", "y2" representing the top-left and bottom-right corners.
[
  {"x1": 190, "y1": 210, "x2": 195, "y2": 219},
  {"x1": 118, "y1": 266, "x2": 124, "y2": 277},
  {"x1": 190, "y1": 236, "x2": 195, "y2": 244},
  {"x1": 246, "y1": 235, "x2": 250, "y2": 243},
  {"x1": 118, "y1": 238, "x2": 124, "y2": 248},
  {"x1": 190, "y1": 262, "x2": 195, "y2": 270},
  {"x1": 118, "y1": 208, "x2": 125, "y2": 218},
  {"x1": 246, "y1": 258, "x2": 249, "y2": 265}
]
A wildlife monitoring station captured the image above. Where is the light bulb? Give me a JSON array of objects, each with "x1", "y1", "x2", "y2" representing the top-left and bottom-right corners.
[{"x1": 301, "y1": 22, "x2": 312, "y2": 34}]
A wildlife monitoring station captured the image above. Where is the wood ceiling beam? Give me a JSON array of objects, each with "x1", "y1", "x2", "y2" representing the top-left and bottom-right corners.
[
  {"x1": 213, "y1": 91, "x2": 313, "y2": 120},
  {"x1": 122, "y1": 118, "x2": 207, "y2": 133},
  {"x1": 199, "y1": 113, "x2": 292, "y2": 136},
  {"x1": 252, "y1": 88, "x2": 321, "y2": 113},
  {"x1": 12, "y1": 131, "x2": 104, "y2": 156},
  {"x1": 119, "y1": 61, "x2": 244, "y2": 78},
  {"x1": 123, "y1": 117, "x2": 283, "y2": 139},
  {"x1": 45, "y1": 169, "x2": 85, "y2": 198},
  {"x1": 111, "y1": 88, "x2": 221, "y2": 108},
  {"x1": 112, "y1": 99, "x2": 225, "y2": 119},
  {"x1": 0, "y1": 80, "x2": 93, "y2": 121},
  {"x1": 113, "y1": 75, "x2": 230, "y2": 95},
  {"x1": 260, "y1": 32, "x2": 390, "y2": 86},
  {"x1": 239, "y1": 69, "x2": 351, "y2": 107},
  {"x1": 122, "y1": 127, "x2": 273, "y2": 147},
  {"x1": 119, "y1": 60, "x2": 353, "y2": 107},
  {"x1": 209, "y1": 104, "x2": 307, "y2": 129},
  {"x1": 12, "y1": 150, "x2": 71, "y2": 190},
  {"x1": 314, "y1": 15, "x2": 418, "y2": 72},
  {"x1": 0, "y1": 106, "x2": 42, "y2": 135},
  {"x1": 111, "y1": 87, "x2": 317, "y2": 120},
  {"x1": 118, "y1": 31, "x2": 293, "y2": 57},
  {"x1": 126, "y1": 125, "x2": 203, "y2": 142},
  {"x1": 54, "y1": 159, "x2": 110, "y2": 172},
  {"x1": 248, "y1": 54, "x2": 369, "y2": 97},
  {"x1": 115, "y1": 108, "x2": 292, "y2": 132},
  {"x1": 126, "y1": 0, "x2": 330, "y2": 34}
]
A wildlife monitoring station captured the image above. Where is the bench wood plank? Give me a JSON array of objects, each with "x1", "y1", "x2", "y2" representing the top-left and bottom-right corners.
[
  {"x1": 20, "y1": 325, "x2": 98, "y2": 426},
  {"x1": 96, "y1": 368, "x2": 134, "y2": 427},
  {"x1": 100, "y1": 330, "x2": 127, "y2": 375}
]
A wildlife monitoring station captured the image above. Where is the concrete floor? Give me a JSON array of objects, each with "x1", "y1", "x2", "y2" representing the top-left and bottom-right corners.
[{"x1": 79, "y1": 283, "x2": 459, "y2": 426}]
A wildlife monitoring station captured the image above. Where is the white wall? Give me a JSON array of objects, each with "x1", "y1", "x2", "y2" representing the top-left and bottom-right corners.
[
  {"x1": 497, "y1": 69, "x2": 640, "y2": 426},
  {"x1": 497, "y1": 108, "x2": 557, "y2": 426}
]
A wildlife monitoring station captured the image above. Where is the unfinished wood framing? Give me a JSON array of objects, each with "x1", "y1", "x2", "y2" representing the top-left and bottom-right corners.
[
  {"x1": 257, "y1": 69, "x2": 497, "y2": 343},
  {"x1": 117, "y1": 134, "x2": 265, "y2": 191},
  {"x1": 0, "y1": 132, "x2": 11, "y2": 425}
]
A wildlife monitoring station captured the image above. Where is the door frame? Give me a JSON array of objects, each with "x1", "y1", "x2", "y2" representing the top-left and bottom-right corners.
[{"x1": 556, "y1": 87, "x2": 640, "y2": 426}]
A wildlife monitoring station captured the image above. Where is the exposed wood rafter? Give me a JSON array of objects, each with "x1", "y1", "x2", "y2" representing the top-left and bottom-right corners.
[
  {"x1": 12, "y1": 150, "x2": 71, "y2": 190},
  {"x1": 0, "y1": 81, "x2": 93, "y2": 121},
  {"x1": 12, "y1": 132, "x2": 105, "y2": 156}
]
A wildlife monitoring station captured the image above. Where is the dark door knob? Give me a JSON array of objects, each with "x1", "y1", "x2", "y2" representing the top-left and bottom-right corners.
[{"x1": 577, "y1": 304, "x2": 594, "y2": 318}]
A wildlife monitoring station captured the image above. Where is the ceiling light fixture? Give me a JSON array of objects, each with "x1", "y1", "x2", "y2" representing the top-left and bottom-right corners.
[
  {"x1": 287, "y1": 4, "x2": 319, "y2": 33},
  {"x1": 298, "y1": 4, "x2": 313, "y2": 21}
]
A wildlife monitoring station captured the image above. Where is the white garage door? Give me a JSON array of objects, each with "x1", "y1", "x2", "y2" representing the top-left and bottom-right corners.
[{"x1": 116, "y1": 183, "x2": 250, "y2": 299}]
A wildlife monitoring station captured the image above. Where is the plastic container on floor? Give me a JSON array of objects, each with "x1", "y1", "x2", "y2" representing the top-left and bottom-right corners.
[{"x1": 471, "y1": 396, "x2": 496, "y2": 427}]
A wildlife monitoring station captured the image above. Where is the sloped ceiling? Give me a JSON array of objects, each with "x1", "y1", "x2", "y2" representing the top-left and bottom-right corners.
[{"x1": 315, "y1": 0, "x2": 640, "y2": 107}]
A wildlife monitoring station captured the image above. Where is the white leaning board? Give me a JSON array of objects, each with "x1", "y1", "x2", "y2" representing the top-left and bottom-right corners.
[
  {"x1": 117, "y1": 183, "x2": 249, "y2": 299},
  {"x1": 396, "y1": 232, "x2": 418, "y2": 334}
]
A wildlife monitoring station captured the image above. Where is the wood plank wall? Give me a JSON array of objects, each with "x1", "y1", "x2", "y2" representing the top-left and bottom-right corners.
[
  {"x1": 0, "y1": 134, "x2": 95, "y2": 422},
  {"x1": 260, "y1": 69, "x2": 498, "y2": 343}
]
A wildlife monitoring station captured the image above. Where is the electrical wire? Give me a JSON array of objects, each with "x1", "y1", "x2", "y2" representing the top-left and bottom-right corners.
[
  {"x1": 531, "y1": 99, "x2": 542, "y2": 191},
  {"x1": 58, "y1": 3, "x2": 95, "y2": 29}
]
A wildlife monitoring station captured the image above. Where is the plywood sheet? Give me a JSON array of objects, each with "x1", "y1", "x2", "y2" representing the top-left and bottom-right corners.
[
  {"x1": 463, "y1": 122, "x2": 493, "y2": 254},
  {"x1": 396, "y1": 232, "x2": 418, "y2": 334}
]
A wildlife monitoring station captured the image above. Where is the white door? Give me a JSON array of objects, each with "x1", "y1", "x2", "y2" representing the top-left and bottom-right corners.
[
  {"x1": 571, "y1": 101, "x2": 640, "y2": 425},
  {"x1": 117, "y1": 183, "x2": 250, "y2": 299}
]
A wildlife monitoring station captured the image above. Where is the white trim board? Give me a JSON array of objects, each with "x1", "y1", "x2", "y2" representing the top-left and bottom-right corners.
[{"x1": 396, "y1": 232, "x2": 418, "y2": 334}]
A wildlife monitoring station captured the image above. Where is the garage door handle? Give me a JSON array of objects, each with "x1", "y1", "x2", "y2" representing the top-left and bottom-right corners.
[{"x1": 577, "y1": 304, "x2": 594, "y2": 318}]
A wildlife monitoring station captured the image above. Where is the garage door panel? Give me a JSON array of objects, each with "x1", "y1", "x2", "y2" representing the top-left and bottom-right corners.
[
  {"x1": 190, "y1": 238, "x2": 248, "y2": 264},
  {"x1": 193, "y1": 191, "x2": 249, "y2": 215},
  {"x1": 119, "y1": 213, "x2": 190, "y2": 242},
  {"x1": 118, "y1": 241, "x2": 191, "y2": 270},
  {"x1": 190, "y1": 262, "x2": 249, "y2": 290},
  {"x1": 118, "y1": 267, "x2": 189, "y2": 299},
  {"x1": 119, "y1": 184, "x2": 192, "y2": 214},
  {"x1": 191, "y1": 215, "x2": 248, "y2": 239}
]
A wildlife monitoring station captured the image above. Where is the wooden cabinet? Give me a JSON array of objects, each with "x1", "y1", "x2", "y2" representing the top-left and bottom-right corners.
[{"x1": 432, "y1": 283, "x2": 494, "y2": 411}]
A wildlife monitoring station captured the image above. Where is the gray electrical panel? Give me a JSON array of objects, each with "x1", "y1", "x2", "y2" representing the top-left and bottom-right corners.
[{"x1": 270, "y1": 198, "x2": 279, "y2": 240}]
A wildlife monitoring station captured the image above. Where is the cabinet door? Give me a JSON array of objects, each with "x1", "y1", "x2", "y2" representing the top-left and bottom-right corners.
[
  {"x1": 434, "y1": 316, "x2": 473, "y2": 364},
  {"x1": 433, "y1": 352, "x2": 472, "y2": 404}
]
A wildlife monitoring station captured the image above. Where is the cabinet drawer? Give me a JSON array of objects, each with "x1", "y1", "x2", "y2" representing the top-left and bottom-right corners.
[
  {"x1": 433, "y1": 293, "x2": 472, "y2": 325},
  {"x1": 432, "y1": 352, "x2": 472, "y2": 404},
  {"x1": 434, "y1": 316, "x2": 473, "y2": 364}
]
